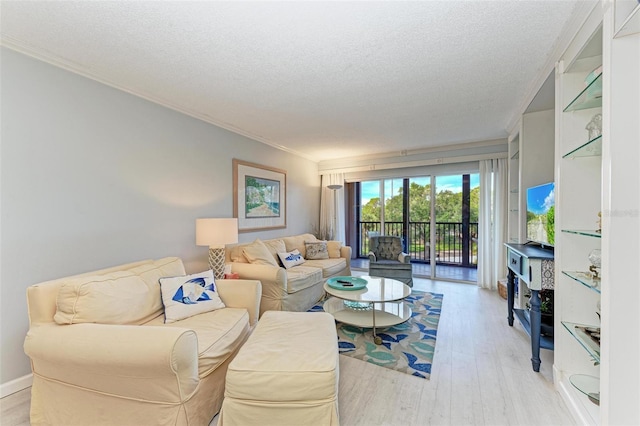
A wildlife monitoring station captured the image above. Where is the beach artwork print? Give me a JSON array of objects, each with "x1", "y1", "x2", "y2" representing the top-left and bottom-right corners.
[
  {"x1": 233, "y1": 159, "x2": 286, "y2": 232},
  {"x1": 245, "y1": 175, "x2": 280, "y2": 218}
]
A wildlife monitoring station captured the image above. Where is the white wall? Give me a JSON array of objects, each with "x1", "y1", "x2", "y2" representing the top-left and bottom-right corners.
[{"x1": 0, "y1": 47, "x2": 320, "y2": 386}]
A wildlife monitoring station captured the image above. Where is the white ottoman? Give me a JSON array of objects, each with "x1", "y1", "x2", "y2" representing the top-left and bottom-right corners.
[{"x1": 219, "y1": 311, "x2": 339, "y2": 426}]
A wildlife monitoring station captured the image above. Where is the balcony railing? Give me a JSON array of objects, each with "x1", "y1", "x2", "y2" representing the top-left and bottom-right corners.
[{"x1": 359, "y1": 221, "x2": 478, "y2": 267}]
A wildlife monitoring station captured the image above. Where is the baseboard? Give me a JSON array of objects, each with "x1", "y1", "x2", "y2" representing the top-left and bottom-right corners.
[{"x1": 1, "y1": 373, "x2": 32, "y2": 398}]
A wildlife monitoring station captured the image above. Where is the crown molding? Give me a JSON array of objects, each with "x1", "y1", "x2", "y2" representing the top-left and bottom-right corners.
[
  {"x1": 319, "y1": 138, "x2": 507, "y2": 169},
  {"x1": 0, "y1": 37, "x2": 317, "y2": 163},
  {"x1": 318, "y1": 138, "x2": 508, "y2": 175},
  {"x1": 319, "y1": 151, "x2": 509, "y2": 175}
]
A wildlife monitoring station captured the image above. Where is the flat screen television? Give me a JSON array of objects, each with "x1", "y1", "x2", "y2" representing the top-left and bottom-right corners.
[{"x1": 526, "y1": 182, "x2": 555, "y2": 247}]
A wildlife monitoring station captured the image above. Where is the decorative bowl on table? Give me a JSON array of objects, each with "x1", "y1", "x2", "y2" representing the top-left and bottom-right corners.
[{"x1": 326, "y1": 276, "x2": 368, "y2": 291}]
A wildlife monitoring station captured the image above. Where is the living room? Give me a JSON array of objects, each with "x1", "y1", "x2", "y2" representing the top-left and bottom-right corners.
[{"x1": 2, "y1": 1, "x2": 639, "y2": 425}]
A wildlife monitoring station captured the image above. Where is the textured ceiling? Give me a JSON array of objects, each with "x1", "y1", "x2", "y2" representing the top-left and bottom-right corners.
[{"x1": 0, "y1": 1, "x2": 583, "y2": 162}]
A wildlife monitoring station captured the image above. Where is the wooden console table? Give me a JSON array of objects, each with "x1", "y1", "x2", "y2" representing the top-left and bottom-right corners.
[{"x1": 504, "y1": 243, "x2": 555, "y2": 372}]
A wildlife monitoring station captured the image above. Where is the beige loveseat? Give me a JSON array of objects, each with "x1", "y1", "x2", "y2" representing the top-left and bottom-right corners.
[
  {"x1": 24, "y1": 257, "x2": 261, "y2": 426},
  {"x1": 225, "y1": 233, "x2": 351, "y2": 316}
]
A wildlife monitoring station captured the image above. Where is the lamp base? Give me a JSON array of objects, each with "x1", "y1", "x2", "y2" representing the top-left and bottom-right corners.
[{"x1": 208, "y1": 247, "x2": 226, "y2": 279}]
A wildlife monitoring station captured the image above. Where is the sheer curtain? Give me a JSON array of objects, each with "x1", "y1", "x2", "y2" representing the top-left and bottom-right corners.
[
  {"x1": 477, "y1": 158, "x2": 508, "y2": 289},
  {"x1": 320, "y1": 173, "x2": 345, "y2": 243}
]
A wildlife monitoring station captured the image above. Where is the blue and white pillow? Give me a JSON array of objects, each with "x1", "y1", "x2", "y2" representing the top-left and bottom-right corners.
[
  {"x1": 159, "y1": 270, "x2": 225, "y2": 323},
  {"x1": 277, "y1": 249, "x2": 305, "y2": 269}
]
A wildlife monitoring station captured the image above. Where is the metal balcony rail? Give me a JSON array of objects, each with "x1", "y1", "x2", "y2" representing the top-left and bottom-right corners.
[{"x1": 359, "y1": 221, "x2": 478, "y2": 267}]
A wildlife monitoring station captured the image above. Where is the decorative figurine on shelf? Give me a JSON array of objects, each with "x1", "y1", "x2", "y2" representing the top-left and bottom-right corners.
[
  {"x1": 586, "y1": 113, "x2": 602, "y2": 140},
  {"x1": 596, "y1": 211, "x2": 602, "y2": 233},
  {"x1": 589, "y1": 249, "x2": 602, "y2": 280}
]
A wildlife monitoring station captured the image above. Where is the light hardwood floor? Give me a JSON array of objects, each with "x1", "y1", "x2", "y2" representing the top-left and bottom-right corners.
[{"x1": 1, "y1": 276, "x2": 573, "y2": 426}]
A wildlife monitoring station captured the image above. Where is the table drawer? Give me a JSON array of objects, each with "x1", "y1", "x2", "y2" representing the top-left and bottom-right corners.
[{"x1": 508, "y1": 250, "x2": 523, "y2": 275}]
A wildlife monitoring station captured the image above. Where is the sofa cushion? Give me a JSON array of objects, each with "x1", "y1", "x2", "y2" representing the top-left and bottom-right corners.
[
  {"x1": 227, "y1": 243, "x2": 249, "y2": 264},
  {"x1": 243, "y1": 239, "x2": 279, "y2": 267},
  {"x1": 285, "y1": 266, "x2": 323, "y2": 293},
  {"x1": 303, "y1": 258, "x2": 348, "y2": 278},
  {"x1": 282, "y1": 234, "x2": 317, "y2": 258},
  {"x1": 54, "y1": 257, "x2": 186, "y2": 326},
  {"x1": 278, "y1": 249, "x2": 305, "y2": 269},
  {"x1": 145, "y1": 307, "x2": 251, "y2": 377},
  {"x1": 326, "y1": 241, "x2": 342, "y2": 258},
  {"x1": 159, "y1": 270, "x2": 226, "y2": 324},
  {"x1": 55, "y1": 271, "x2": 154, "y2": 325},
  {"x1": 127, "y1": 257, "x2": 187, "y2": 320},
  {"x1": 263, "y1": 239, "x2": 286, "y2": 265}
]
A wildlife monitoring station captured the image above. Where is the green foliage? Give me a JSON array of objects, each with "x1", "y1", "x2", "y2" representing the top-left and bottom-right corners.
[
  {"x1": 360, "y1": 182, "x2": 479, "y2": 224},
  {"x1": 361, "y1": 197, "x2": 381, "y2": 221},
  {"x1": 546, "y1": 205, "x2": 555, "y2": 245},
  {"x1": 539, "y1": 289, "x2": 554, "y2": 314}
]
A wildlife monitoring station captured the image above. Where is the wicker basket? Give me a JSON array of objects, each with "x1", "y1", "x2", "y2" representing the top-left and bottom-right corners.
[{"x1": 498, "y1": 279, "x2": 508, "y2": 299}]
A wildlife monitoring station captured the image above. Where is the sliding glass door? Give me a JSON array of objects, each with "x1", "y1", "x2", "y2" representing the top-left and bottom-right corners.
[
  {"x1": 432, "y1": 174, "x2": 479, "y2": 281},
  {"x1": 356, "y1": 172, "x2": 479, "y2": 282}
]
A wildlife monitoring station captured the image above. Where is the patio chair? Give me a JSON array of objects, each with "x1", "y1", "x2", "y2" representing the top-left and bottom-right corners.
[{"x1": 368, "y1": 236, "x2": 413, "y2": 287}]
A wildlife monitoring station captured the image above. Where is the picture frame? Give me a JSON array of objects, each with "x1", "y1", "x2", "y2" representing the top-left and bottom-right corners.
[{"x1": 233, "y1": 159, "x2": 286, "y2": 233}]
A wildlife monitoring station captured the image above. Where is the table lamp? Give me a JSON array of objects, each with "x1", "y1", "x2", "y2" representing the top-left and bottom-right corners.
[{"x1": 196, "y1": 218, "x2": 238, "y2": 279}]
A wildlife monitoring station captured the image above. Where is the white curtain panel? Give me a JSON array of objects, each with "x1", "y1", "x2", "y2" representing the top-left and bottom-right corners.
[
  {"x1": 477, "y1": 159, "x2": 508, "y2": 290},
  {"x1": 320, "y1": 173, "x2": 345, "y2": 243}
]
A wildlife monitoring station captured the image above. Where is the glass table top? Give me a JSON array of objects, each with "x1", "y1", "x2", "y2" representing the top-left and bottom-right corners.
[{"x1": 323, "y1": 275, "x2": 411, "y2": 303}]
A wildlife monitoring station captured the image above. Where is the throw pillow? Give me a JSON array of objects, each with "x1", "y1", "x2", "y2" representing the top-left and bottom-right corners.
[
  {"x1": 263, "y1": 239, "x2": 287, "y2": 265},
  {"x1": 278, "y1": 249, "x2": 306, "y2": 269},
  {"x1": 242, "y1": 239, "x2": 278, "y2": 266},
  {"x1": 227, "y1": 244, "x2": 249, "y2": 263},
  {"x1": 305, "y1": 241, "x2": 329, "y2": 260},
  {"x1": 159, "y1": 270, "x2": 225, "y2": 324},
  {"x1": 54, "y1": 271, "x2": 153, "y2": 325},
  {"x1": 326, "y1": 241, "x2": 342, "y2": 258}
]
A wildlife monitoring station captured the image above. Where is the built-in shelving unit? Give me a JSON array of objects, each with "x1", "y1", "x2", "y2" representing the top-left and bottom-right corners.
[
  {"x1": 562, "y1": 135, "x2": 602, "y2": 158},
  {"x1": 560, "y1": 229, "x2": 601, "y2": 238},
  {"x1": 561, "y1": 321, "x2": 601, "y2": 362},
  {"x1": 563, "y1": 72, "x2": 603, "y2": 112},
  {"x1": 614, "y1": 0, "x2": 640, "y2": 37},
  {"x1": 507, "y1": 134, "x2": 521, "y2": 243},
  {"x1": 561, "y1": 271, "x2": 601, "y2": 293},
  {"x1": 555, "y1": 6, "x2": 604, "y2": 424},
  {"x1": 603, "y1": 0, "x2": 640, "y2": 423}
]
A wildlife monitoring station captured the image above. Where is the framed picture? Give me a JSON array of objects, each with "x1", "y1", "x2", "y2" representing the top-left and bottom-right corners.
[{"x1": 233, "y1": 159, "x2": 286, "y2": 232}]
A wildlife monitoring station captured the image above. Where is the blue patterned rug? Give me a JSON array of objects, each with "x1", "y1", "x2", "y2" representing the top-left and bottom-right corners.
[{"x1": 309, "y1": 290, "x2": 443, "y2": 379}]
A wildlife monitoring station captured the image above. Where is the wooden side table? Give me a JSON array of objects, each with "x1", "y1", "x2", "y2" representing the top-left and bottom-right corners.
[{"x1": 505, "y1": 243, "x2": 555, "y2": 372}]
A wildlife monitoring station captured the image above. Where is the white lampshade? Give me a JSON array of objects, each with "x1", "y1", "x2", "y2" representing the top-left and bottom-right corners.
[
  {"x1": 196, "y1": 218, "x2": 238, "y2": 248},
  {"x1": 327, "y1": 184, "x2": 343, "y2": 190}
]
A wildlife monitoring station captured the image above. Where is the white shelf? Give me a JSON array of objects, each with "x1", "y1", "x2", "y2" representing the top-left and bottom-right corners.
[
  {"x1": 555, "y1": 8, "x2": 605, "y2": 425},
  {"x1": 615, "y1": 2, "x2": 640, "y2": 38}
]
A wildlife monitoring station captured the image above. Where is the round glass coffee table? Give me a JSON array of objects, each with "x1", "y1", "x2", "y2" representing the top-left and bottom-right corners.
[{"x1": 323, "y1": 276, "x2": 412, "y2": 344}]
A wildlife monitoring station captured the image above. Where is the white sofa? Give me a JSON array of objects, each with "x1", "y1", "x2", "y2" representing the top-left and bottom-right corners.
[
  {"x1": 24, "y1": 257, "x2": 262, "y2": 426},
  {"x1": 225, "y1": 233, "x2": 351, "y2": 316}
]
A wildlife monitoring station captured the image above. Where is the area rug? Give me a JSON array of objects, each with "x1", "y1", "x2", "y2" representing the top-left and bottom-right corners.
[{"x1": 309, "y1": 290, "x2": 443, "y2": 379}]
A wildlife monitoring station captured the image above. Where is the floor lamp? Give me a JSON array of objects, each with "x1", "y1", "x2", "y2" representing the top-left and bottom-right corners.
[
  {"x1": 196, "y1": 218, "x2": 238, "y2": 279},
  {"x1": 327, "y1": 184, "x2": 342, "y2": 240}
]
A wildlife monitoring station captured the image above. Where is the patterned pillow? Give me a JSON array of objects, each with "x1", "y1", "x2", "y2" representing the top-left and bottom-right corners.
[
  {"x1": 305, "y1": 241, "x2": 329, "y2": 260},
  {"x1": 159, "y1": 270, "x2": 225, "y2": 324},
  {"x1": 277, "y1": 249, "x2": 306, "y2": 269}
]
